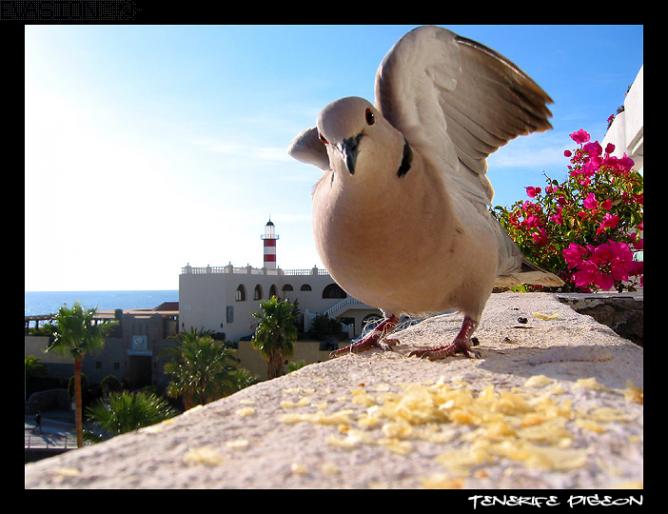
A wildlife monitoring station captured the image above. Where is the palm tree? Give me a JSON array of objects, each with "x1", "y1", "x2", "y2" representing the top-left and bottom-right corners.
[
  {"x1": 251, "y1": 296, "x2": 298, "y2": 379},
  {"x1": 85, "y1": 391, "x2": 176, "y2": 441},
  {"x1": 45, "y1": 302, "x2": 114, "y2": 447},
  {"x1": 163, "y1": 329, "x2": 239, "y2": 410}
]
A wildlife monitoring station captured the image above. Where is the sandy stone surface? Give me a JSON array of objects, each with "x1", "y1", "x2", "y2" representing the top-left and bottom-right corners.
[{"x1": 24, "y1": 293, "x2": 643, "y2": 489}]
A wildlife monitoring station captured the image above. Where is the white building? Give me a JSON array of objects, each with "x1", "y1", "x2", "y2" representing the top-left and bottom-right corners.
[
  {"x1": 602, "y1": 66, "x2": 643, "y2": 173},
  {"x1": 179, "y1": 220, "x2": 382, "y2": 342}
]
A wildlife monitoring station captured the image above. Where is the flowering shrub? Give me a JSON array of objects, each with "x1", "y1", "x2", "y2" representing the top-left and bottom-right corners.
[{"x1": 494, "y1": 129, "x2": 643, "y2": 292}]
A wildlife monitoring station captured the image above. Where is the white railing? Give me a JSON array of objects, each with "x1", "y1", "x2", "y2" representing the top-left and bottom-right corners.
[
  {"x1": 324, "y1": 297, "x2": 364, "y2": 319},
  {"x1": 181, "y1": 265, "x2": 330, "y2": 276}
]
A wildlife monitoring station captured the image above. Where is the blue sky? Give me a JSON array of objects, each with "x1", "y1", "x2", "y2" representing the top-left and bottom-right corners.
[{"x1": 25, "y1": 25, "x2": 643, "y2": 291}]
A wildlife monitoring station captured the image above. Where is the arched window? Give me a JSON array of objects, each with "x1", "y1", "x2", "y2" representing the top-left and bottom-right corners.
[
  {"x1": 322, "y1": 283, "x2": 347, "y2": 299},
  {"x1": 254, "y1": 285, "x2": 263, "y2": 301},
  {"x1": 282, "y1": 284, "x2": 294, "y2": 292},
  {"x1": 235, "y1": 285, "x2": 246, "y2": 302},
  {"x1": 300, "y1": 284, "x2": 312, "y2": 291},
  {"x1": 269, "y1": 284, "x2": 278, "y2": 298}
]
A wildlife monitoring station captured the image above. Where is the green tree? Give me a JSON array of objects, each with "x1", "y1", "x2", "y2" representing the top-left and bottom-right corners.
[
  {"x1": 251, "y1": 296, "x2": 298, "y2": 379},
  {"x1": 45, "y1": 303, "x2": 114, "y2": 447},
  {"x1": 287, "y1": 360, "x2": 307, "y2": 373},
  {"x1": 163, "y1": 329, "x2": 239, "y2": 410},
  {"x1": 100, "y1": 374, "x2": 124, "y2": 396},
  {"x1": 230, "y1": 367, "x2": 260, "y2": 390},
  {"x1": 85, "y1": 391, "x2": 176, "y2": 442}
]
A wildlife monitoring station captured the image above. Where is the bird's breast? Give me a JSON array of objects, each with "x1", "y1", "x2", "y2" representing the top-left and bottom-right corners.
[{"x1": 311, "y1": 166, "x2": 462, "y2": 313}]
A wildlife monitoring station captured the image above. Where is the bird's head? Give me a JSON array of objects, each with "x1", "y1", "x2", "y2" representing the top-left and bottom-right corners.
[{"x1": 316, "y1": 97, "x2": 410, "y2": 180}]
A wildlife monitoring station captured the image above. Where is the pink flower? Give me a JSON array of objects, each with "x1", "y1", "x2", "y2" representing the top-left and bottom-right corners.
[
  {"x1": 573, "y1": 259, "x2": 600, "y2": 288},
  {"x1": 607, "y1": 114, "x2": 615, "y2": 124},
  {"x1": 583, "y1": 192, "x2": 598, "y2": 210},
  {"x1": 570, "y1": 129, "x2": 591, "y2": 145},
  {"x1": 618, "y1": 154, "x2": 634, "y2": 173},
  {"x1": 633, "y1": 237, "x2": 643, "y2": 250},
  {"x1": 596, "y1": 213, "x2": 620, "y2": 235},
  {"x1": 526, "y1": 186, "x2": 541, "y2": 198},
  {"x1": 579, "y1": 177, "x2": 591, "y2": 187},
  {"x1": 531, "y1": 227, "x2": 548, "y2": 246},
  {"x1": 549, "y1": 207, "x2": 563, "y2": 225},
  {"x1": 605, "y1": 143, "x2": 615, "y2": 154},
  {"x1": 601, "y1": 199, "x2": 612, "y2": 211},
  {"x1": 583, "y1": 141, "x2": 602, "y2": 157},
  {"x1": 524, "y1": 215, "x2": 541, "y2": 229},
  {"x1": 563, "y1": 243, "x2": 587, "y2": 269},
  {"x1": 637, "y1": 221, "x2": 643, "y2": 231},
  {"x1": 557, "y1": 196, "x2": 567, "y2": 206},
  {"x1": 629, "y1": 261, "x2": 643, "y2": 276},
  {"x1": 634, "y1": 193, "x2": 643, "y2": 205},
  {"x1": 582, "y1": 155, "x2": 602, "y2": 176},
  {"x1": 577, "y1": 211, "x2": 588, "y2": 220},
  {"x1": 564, "y1": 150, "x2": 572, "y2": 157}
]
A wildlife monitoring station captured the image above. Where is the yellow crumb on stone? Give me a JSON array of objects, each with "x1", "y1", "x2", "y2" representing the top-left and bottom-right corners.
[
  {"x1": 338, "y1": 423, "x2": 350, "y2": 434},
  {"x1": 381, "y1": 421, "x2": 413, "y2": 439},
  {"x1": 225, "y1": 439, "x2": 249, "y2": 449},
  {"x1": 421, "y1": 475, "x2": 465, "y2": 489},
  {"x1": 548, "y1": 383, "x2": 566, "y2": 395},
  {"x1": 624, "y1": 381, "x2": 643, "y2": 404},
  {"x1": 313, "y1": 401, "x2": 328, "y2": 410},
  {"x1": 235, "y1": 407, "x2": 256, "y2": 417},
  {"x1": 523, "y1": 375, "x2": 553, "y2": 388},
  {"x1": 574, "y1": 377, "x2": 605, "y2": 391},
  {"x1": 575, "y1": 419, "x2": 607, "y2": 433},
  {"x1": 378, "y1": 437, "x2": 412, "y2": 455},
  {"x1": 588, "y1": 407, "x2": 631, "y2": 422},
  {"x1": 474, "y1": 469, "x2": 490, "y2": 479},
  {"x1": 291, "y1": 463, "x2": 308, "y2": 475},
  {"x1": 368, "y1": 481, "x2": 390, "y2": 489},
  {"x1": 321, "y1": 462, "x2": 340, "y2": 475},
  {"x1": 628, "y1": 435, "x2": 641, "y2": 444},
  {"x1": 532, "y1": 311, "x2": 560, "y2": 320},
  {"x1": 183, "y1": 447, "x2": 225, "y2": 467},
  {"x1": 239, "y1": 398, "x2": 255, "y2": 405}
]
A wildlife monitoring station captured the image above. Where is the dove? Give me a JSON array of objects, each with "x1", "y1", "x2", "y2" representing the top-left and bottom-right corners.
[{"x1": 288, "y1": 26, "x2": 564, "y2": 360}]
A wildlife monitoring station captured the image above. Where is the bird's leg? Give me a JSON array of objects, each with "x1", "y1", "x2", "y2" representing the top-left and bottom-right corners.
[
  {"x1": 408, "y1": 316, "x2": 481, "y2": 360},
  {"x1": 329, "y1": 314, "x2": 399, "y2": 358}
]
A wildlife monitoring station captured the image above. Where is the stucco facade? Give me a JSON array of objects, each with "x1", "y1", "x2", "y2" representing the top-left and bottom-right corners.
[
  {"x1": 602, "y1": 66, "x2": 643, "y2": 172},
  {"x1": 179, "y1": 265, "x2": 382, "y2": 342}
]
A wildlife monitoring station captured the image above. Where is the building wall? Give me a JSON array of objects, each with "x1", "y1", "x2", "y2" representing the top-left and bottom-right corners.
[
  {"x1": 25, "y1": 314, "x2": 179, "y2": 389},
  {"x1": 236, "y1": 340, "x2": 347, "y2": 379},
  {"x1": 179, "y1": 271, "x2": 374, "y2": 342},
  {"x1": 602, "y1": 66, "x2": 643, "y2": 171}
]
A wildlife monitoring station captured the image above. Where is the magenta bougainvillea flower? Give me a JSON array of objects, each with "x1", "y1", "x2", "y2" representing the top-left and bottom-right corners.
[
  {"x1": 583, "y1": 193, "x2": 598, "y2": 210},
  {"x1": 495, "y1": 129, "x2": 643, "y2": 292},
  {"x1": 525, "y1": 186, "x2": 541, "y2": 198},
  {"x1": 583, "y1": 141, "x2": 602, "y2": 157},
  {"x1": 569, "y1": 129, "x2": 591, "y2": 145}
]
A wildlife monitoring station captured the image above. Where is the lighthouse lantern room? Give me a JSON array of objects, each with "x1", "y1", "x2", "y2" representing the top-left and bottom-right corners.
[{"x1": 261, "y1": 218, "x2": 279, "y2": 269}]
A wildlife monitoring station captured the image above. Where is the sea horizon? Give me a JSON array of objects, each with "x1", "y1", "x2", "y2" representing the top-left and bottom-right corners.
[{"x1": 25, "y1": 290, "x2": 179, "y2": 316}]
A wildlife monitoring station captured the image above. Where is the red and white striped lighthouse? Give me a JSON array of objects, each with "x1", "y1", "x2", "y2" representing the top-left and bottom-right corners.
[{"x1": 261, "y1": 218, "x2": 279, "y2": 269}]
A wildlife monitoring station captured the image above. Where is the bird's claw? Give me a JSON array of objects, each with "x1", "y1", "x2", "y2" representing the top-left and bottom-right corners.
[
  {"x1": 329, "y1": 335, "x2": 400, "y2": 359},
  {"x1": 408, "y1": 338, "x2": 481, "y2": 360}
]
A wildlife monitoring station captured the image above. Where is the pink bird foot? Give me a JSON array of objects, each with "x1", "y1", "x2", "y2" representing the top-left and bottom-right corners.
[
  {"x1": 408, "y1": 316, "x2": 481, "y2": 360},
  {"x1": 329, "y1": 315, "x2": 399, "y2": 358}
]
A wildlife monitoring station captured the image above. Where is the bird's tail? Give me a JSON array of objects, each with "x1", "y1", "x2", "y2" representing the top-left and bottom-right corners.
[{"x1": 494, "y1": 259, "x2": 565, "y2": 289}]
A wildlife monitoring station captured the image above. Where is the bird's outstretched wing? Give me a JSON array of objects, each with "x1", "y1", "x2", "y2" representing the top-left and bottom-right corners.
[
  {"x1": 288, "y1": 127, "x2": 330, "y2": 171},
  {"x1": 375, "y1": 26, "x2": 553, "y2": 206}
]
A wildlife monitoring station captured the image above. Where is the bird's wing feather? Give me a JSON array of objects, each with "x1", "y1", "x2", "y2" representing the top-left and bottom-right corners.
[
  {"x1": 288, "y1": 127, "x2": 330, "y2": 171},
  {"x1": 375, "y1": 26, "x2": 553, "y2": 206}
]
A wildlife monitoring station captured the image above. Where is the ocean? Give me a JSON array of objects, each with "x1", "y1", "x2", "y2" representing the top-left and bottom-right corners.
[{"x1": 24, "y1": 290, "x2": 179, "y2": 316}]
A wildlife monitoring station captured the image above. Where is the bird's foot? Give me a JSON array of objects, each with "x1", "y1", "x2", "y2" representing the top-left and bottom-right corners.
[
  {"x1": 329, "y1": 315, "x2": 399, "y2": 358},
  {"x1": 408, "y1": 338, "x2": 481, "y2": 360}
]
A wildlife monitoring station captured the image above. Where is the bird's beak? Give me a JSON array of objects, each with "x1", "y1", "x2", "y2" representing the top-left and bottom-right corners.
[{"x1": 339, "y1": 134, "x2": 362, "y2": 175}]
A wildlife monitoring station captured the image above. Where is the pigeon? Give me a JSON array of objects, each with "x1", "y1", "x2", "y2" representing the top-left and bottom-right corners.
[{"x1": 288, "y1": 26, "x2": 564, "y2": 360}]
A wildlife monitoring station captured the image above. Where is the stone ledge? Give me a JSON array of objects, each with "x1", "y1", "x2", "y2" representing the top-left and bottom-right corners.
[{"x1": 24, "y1": 293, "x2": 643, "y2": 489}]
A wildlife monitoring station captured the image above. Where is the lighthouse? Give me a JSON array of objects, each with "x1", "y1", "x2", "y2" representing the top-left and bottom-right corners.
[{"x1": 261, "y1": 218, "x2": 279, "y2": 269}]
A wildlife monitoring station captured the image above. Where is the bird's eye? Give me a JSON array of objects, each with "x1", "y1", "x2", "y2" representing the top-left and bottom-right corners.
[
  {"x1": 365, "y1": 108, "x2": 375, "y2": 126},
  {"x1": 318, "y1": 132, "x2": 329, "y2": 145}
]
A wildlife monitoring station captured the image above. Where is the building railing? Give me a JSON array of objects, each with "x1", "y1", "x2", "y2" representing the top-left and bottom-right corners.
[{"x1": 181, "y1": 265, "x2": 330, "y2": 276}]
